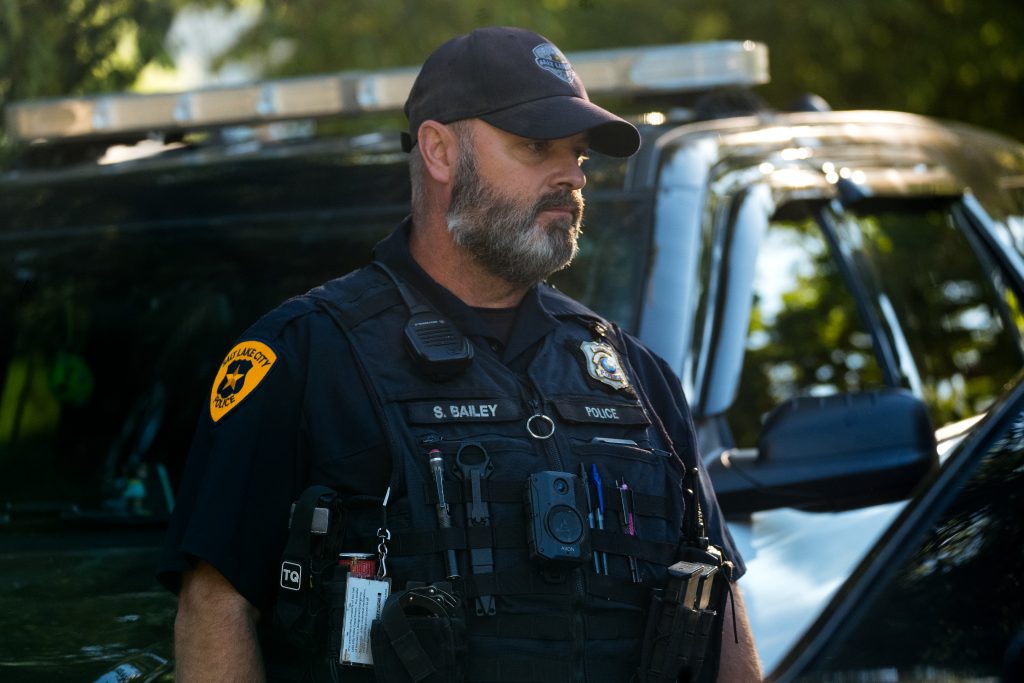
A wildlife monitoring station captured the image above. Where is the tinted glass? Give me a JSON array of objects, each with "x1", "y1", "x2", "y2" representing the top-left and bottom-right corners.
[
  {"x1": 0, "y1": 147, "x2": 648, "y2": 514},
  {"x1": 727, "y1": 210, "x2": 884, "y2": 446},
  {"x1": 727, "y1": 199, "x2": 1023, "y2": 447},
  {"x1": 1, "y1": 151, "x2": 407, "y2": 513},
  {"x1": 798, "y1": 404, "x2": 1024, "y2": 681},
  {"x1": 840, "y1": 202, "x2": 1024, "y2": 425}
]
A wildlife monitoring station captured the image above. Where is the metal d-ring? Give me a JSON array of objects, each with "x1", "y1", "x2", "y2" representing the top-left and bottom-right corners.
[{"x1": 526, "y1": 413, "x2": 556, "y2": 440}]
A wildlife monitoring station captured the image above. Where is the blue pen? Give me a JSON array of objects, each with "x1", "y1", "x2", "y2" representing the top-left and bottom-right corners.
[
  {"x1": 579, "y1": 464, "x2": 599, "y2": 573},
  {"x1": 591, "y1": 463, "x2": 609, "y2": 575}
]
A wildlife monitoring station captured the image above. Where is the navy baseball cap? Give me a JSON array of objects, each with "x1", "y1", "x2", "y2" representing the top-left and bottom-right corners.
[{"x1": 402, "y1": 27, "x2": 640, "y2": 157}]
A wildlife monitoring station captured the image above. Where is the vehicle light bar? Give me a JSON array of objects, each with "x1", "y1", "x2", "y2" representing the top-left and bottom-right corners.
[{"x1": 5, "y1": 41, "x2": 767, "y2": 144}]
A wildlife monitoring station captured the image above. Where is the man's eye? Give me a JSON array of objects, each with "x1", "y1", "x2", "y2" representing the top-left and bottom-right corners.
[{"x1": 526, "y1": 141, "x2": 549, "y2": 154}]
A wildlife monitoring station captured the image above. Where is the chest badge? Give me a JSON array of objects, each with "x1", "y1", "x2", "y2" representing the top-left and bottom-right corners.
[{"x1": 580, "y1": 340, "x2": 630, "y2": 391}]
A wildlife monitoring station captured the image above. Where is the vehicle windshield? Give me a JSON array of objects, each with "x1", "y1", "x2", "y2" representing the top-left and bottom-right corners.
[
  {"x1": 0, "y1": 147, "x2": 649, "y2": 518},
  {"x1": 728, "y1": 197, "x2": 1024, "y2": 446}
]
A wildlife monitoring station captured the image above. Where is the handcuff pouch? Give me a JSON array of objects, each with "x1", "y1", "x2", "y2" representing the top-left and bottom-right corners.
[{"x1": 370, "y1": 582, "x2": 467, "y2": 683}]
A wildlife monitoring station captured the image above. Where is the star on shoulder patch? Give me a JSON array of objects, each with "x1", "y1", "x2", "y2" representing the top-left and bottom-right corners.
[{"x1": 209, "y1": 340, "x2": 278, "y2": 422}]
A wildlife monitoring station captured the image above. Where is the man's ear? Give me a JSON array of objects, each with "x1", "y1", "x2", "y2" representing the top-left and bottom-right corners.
[{"x1": 418, "y1": 120, "x2": 461, "y2": 185}]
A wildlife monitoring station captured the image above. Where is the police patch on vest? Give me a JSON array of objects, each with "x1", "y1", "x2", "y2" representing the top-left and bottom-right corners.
[
  {"x1": 407, "y1": 399, "x2": 523, "y2": 423},
  {"x1": 580, "y1": 340, "x2": 630, "y2": 391},
  {"x1": 209, "y1": 340, "x2": 277, "y2": 422},
  {"x1": 553, "y1": 399, "x2": 650, "y2": 426}
]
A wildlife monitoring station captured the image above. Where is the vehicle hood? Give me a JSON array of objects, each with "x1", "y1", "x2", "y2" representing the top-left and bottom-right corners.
[{"x1": 0, "y1": 541, "x2": 176, "y2": 682}]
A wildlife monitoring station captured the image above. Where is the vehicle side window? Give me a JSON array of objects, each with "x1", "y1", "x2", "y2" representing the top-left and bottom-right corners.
[
  {"x1": 840, "y1": 204, "x2": 1024, "y2": 426},
  {"x1": 800, "y1": 405, "x2": 1024, "y2": 680},
  {"x1": 0, "y1": 156, "x2": 407, "y2": 512},
  {"x1": 726, "y1": 212, "x2": 884, "y2": 446}
]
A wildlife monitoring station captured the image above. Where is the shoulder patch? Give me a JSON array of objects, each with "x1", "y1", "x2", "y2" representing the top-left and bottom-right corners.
[{"x1": 209, "y1": 341, "x2": 278, "y2": 422}]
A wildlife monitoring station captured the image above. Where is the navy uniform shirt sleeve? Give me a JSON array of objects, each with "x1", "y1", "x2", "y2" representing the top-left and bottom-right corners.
[
  {"x1": 157, "y1": 303, "x2": 313, "y2": 613},
  {"x1": 622, "y1": 333, "x2": 747, "y2": 581},
  {"x1": 158, "y1": 296, "x2": 392, "y2": 613},
  {"x1": 158, "y1": 290, "x2": 392, "y2": 614}
]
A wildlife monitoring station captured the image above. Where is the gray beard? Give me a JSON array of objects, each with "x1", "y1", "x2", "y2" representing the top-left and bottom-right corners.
[{"x1": 446, "y1": 150, "x2": 584, "y2": 290}]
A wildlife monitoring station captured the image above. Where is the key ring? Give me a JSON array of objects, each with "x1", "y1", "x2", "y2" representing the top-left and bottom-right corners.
[{"x1": 526, "y1": 413, "x2": 556, "y2": 440}]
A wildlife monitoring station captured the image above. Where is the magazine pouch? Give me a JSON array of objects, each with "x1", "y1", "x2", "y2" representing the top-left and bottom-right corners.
[{"x1": 639, "y1": 545, "x2": 732, "y2": 683}]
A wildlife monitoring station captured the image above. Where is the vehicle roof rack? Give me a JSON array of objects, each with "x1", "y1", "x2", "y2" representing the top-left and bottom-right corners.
[{"x1": 5, "y1": 41, "x2": 767, "y2": 145}]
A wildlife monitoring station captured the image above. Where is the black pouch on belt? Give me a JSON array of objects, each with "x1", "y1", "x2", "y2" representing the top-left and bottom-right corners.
[
  {"x1": 370, "y1": 582, "x2": 466, "y2": 683},
  {"x1": 639, "y1": 545, "x2": 732, "y2": 683}
]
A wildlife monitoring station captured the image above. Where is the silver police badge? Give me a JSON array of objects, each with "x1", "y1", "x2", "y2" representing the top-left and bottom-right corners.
[{"x1": 580, "y1": 340, "x2": 630, "y2": 391}]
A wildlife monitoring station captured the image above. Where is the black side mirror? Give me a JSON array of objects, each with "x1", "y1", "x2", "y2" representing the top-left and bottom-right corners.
[{"x1": 708, "y1": 389, "x2": 938, "y2": 517}]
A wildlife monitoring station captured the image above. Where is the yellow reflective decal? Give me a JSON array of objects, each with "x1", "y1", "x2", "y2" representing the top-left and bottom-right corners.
[{"x1": 209, "y1": 341, "x2": 278, "y2": 422}]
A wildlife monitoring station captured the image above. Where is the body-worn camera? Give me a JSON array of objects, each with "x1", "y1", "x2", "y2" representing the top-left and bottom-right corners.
[{"x1": 524, "y1": 471, "x2": 591, "y2": 563}]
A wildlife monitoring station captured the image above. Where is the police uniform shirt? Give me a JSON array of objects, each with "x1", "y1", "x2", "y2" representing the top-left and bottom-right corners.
[{"x1": 157, "y1": 218, "x2": 745, "y2": 616}]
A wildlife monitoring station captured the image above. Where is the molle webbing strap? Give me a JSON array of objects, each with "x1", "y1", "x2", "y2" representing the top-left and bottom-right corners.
[
  {"x1": 469, "y1": 612, "x2": 645, "y2": 641},
  {"x1": 587, "y1": 572, "x2": 652, "y2": 606},
  {"x1": 424, "y1": 480, "x2": 673, "y2": 520},
  {"x1": 461, "y1": 569, "x2": 650, "y2": 608},
  {"x1": 468, "y1": 655, "x2": 573, "y2": 682},
  {"x1": 388, "y1": 524, "x2": 676, "y2": 565},
  {"x1": 386, "y1": 525, "x2": 524, "y2": 556},
  {"x1": 312, "y1": 283, "x2": 403, "y2": 331},
  {"x1": 589, "y1": 529, "x2": 678, "y2": 565}
]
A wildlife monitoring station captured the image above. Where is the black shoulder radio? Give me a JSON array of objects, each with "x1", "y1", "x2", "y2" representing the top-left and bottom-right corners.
[{"x1": 373, "y1": 261, "x2": 474, "y2": 380}]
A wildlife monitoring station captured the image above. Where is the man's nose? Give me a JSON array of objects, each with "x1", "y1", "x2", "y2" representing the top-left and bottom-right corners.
[{"x1": 553, "y1": 156, "x2": 587, "y2": 192}]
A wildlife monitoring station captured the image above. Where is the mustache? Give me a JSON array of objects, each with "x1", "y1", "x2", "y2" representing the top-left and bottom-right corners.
[{"x1": 533, "y1": 190, "x2": 584, "y2": 222}]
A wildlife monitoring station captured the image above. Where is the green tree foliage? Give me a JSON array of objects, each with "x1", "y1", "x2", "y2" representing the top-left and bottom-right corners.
[
  {"x1": 0, "y1": 0, "x2": 182, "y2": 152},
  {"x1": 2, "y1": 1, "x2": 1022, "y2": 143},
  {"x1": 0, "y1": 0, "x2": 180, "y2": 104},
  {"x1": 209, "y1": 0, "x2": 1024, "y2": 141}
]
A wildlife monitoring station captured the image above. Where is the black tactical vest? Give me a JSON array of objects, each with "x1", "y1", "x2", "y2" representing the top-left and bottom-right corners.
[{"x1": 311, "y1": 267, "x2": 693, "y2": 683}]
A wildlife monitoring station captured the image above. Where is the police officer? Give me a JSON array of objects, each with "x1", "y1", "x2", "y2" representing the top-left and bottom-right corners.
[{"x1": 160, "y1": 26, "x2": 761, "y2": 682}]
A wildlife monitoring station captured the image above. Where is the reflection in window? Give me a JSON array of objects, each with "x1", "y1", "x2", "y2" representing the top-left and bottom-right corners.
[
  {"x1": 727, "y1": 214, "x2": 883, "y2": 446},
  {"x1": 0, "y1": 152, "x2": 645, "y2": 516},
  {"x1": 726, "y1": 200, "x2": 1023, "y2": 447},
  {"x1": 839, "y1": 204, "x2": 1023, "y2": 427},
  {"x1": 801, "y1": 408, "x2": 1024, "y2": 681}
]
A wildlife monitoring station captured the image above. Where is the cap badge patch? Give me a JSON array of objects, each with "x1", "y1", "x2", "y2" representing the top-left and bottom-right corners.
[
  {"x1": 209, "y1": 341, "x2": 277, "y2": 422},
  {"x1": 533, "y1": 43, "x2": 575, "y2": 84},
  {"x1": 580, "y1": 340, "x2": 630, "y2": 391}
]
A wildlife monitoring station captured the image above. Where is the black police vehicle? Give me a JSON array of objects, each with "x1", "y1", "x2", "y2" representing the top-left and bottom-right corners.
[{"x1": 2, "y1": 40, "x2": 1023, "y2": 680}]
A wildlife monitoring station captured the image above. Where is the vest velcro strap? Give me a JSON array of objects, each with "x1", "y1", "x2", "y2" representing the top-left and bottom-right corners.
[
  {"x1": 598, "y1": 485, "x2": 673, "y2": 520},
  {"x1": 469, "y1": 612, "x2": 645, "y2": 641},
  {"x1": 632, "y1": 490, "x2": 673, "y2": 520},
  {"x1": 587, "y1": 573, "x2": 653, "y2": 607},
  {"x1": 423, "y1": 481, "x2": 673, "y2": 522},
  {"x1": 386, "y1": 527, "x2": 462, "y2": 555},
  {"x1": 465, "y1": 524, "x2": 526, "y2": 549},
  {"x1": 464, "y1": 570, "x2": 576, "y2": 599},
  {"x1": 388, "y1": 525, "x2": 527, "y2": 556},
  {"x1": 590, "y1": 529, "x2": 677, "y2": 565},
  {"x1": 314, "y1": 286, "x2": 401, "y2": 330},
  {"x1": 468, "y1": 654, "x2": 573, "y2": 682},
  {"x1": 423, "y1": 479, "x2": 523, "y2": 506}
]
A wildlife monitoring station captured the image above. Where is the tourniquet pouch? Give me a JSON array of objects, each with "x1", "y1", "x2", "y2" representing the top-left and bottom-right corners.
[
  {"x1": 370, "y1": 583, "x2": 466, "y2": 683},
  {"x1": 638, "y1": 546, "x2": 731, "y2": 683},
  {"x1": 274, "y1": 486, "x2": 348, "y2": 651}
]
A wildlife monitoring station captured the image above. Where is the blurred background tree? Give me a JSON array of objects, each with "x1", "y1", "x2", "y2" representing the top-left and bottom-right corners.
[{"x1": 2, "y1": 0, "x2": 1023, "y2": 140}]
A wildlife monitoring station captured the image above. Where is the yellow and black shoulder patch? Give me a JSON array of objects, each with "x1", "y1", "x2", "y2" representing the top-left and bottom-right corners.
[{"x1": 209, "y1": 341, "x2": 278, "y2": 422}]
